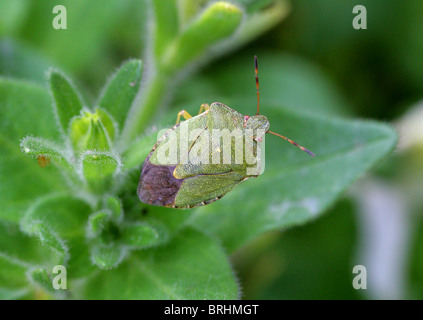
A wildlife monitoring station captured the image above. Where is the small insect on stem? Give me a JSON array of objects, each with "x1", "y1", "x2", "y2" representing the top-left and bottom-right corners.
[
  {"x1": 254, "y1": 55, "x2": 315, "y2": 157},
  {"x1": 37, "y1": 155, "x2": 51, "y2": 168}
]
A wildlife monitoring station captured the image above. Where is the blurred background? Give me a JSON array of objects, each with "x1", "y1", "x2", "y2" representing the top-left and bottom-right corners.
[{"x1": 1, "y1": 0, "x2": 422, "y2": 299}]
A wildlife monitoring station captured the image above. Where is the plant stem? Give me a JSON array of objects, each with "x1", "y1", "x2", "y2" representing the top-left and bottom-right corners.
[{"x1": 120, "y1": 74, "x2": 168, "y2": 147}]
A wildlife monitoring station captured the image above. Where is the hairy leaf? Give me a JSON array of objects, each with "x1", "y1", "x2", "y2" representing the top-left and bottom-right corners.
[
  {"x1": 0, "y1": 79, "x2": 65, "y2": 222},
  {"x1": 97, "y1": 59, "x2": 143, "y2": 132},
  {"x1": 47, "y1": 69, "x2": 84, "y2": 134},
  {"x1": 91, "y1": 244, "x2": 127, "y2": 270},
  {"x1": 190, "y1": 107, "x2": 397, "y2": 252},
  {"x1": 0, "y1": 252, "x2": 29, "y2": 289},
  {"x1": 80, "y1": 228, "x2": 238, "y2": 299},
  {"x1": 121, "y1": 223, "x2": 159, "y2": 248},
  {"x1": 81, "y1": 151, "x2": 121, "y2": 193},
  {"x1": 0, "y1": 39, "x2": 54, "y2": 84}
]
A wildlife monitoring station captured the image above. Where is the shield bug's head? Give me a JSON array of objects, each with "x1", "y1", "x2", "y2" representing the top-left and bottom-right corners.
[
  {"x1": 251, "y1": 56, "x2": 316, "y2": 157},
  {"x1": 243, "y1": 114, "x2": 270, "y2": 132},
  {"x1": 244, "y1": 114, "x2": 269, "y2": 144}
]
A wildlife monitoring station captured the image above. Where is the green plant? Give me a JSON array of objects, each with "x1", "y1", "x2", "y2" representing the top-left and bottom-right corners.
[{"x1": 0, "y1": 0, "x2": 396, "y2": 299}]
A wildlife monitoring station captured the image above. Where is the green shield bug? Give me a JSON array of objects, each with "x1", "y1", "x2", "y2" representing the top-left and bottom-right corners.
[{"x1": 138, "y1": 56, "x2": 315, "y2": 209}]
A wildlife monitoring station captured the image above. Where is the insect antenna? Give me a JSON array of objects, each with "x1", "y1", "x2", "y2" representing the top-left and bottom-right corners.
[
  {"x1": 267, "y1": 130, "x2": 316, "y2": 157},
  {"x1": 255, "y1": 56, "x2": 315, "y2": 157},
  {"x1": 255, "y1": 55, "x2": 260, "y2": 115}
]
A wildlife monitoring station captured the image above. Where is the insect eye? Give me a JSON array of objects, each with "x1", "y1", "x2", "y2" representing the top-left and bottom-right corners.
[{"x1": 243, "y1": 115, "x2": 250, "y2": 127}]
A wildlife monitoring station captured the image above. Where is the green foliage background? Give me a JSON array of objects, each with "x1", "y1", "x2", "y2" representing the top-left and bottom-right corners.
[{"x1": 0, "y1": 0, "x2": 421, "y2": 299}]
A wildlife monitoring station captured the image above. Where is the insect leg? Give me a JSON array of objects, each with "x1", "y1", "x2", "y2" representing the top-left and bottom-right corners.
[
  {"x1": 176, "y1": 110, "x2": 193, "y2": 124},
  {"x1": 197, "y1": 103, "x2": 210, "y2": 114}
]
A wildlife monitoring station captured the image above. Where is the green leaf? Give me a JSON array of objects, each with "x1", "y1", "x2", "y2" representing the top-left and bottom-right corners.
[
  {"x1": 0, "y1": 251, "x2": 29, "y2": 289},
  {"x1": 116, "y1": 169, "x2": 192, "y2": 243},
  {"x1": 121, "y1": 110, "x2": 183, "y2": 168},
  {"x1": 81, "y1": 151, "x2": 121, "y2": 193},
  {"x1": 97, "y1": 60, "x2": 143, "y2": 132},
  {"x1": 237, "y1": 200, "x2": 360, "y2": 299},
  {"x1": 21, "y1": 194, "x2": 92, "y2": 239},
  {"x1": 0, "y1": 287, "x2": 29, "y2": 300},
  {"x1": 190, "y1": 107, "x2": 397, "y2": 252},
  {"x1": 0, "y1": 226, "x2": 59, "y2": 297},
  {"x1": 0, "y1": 78, "x2": 65, "y2": 222},
  {"x1": 28, "y1": 268, "x2": 56, "y2": 294},
  {"x1": 81, "y1": 228, "x2": 239, "y2": 299},
  {"x1": 19, "y1": 136, "x2": 76, "y2": 175},
  {"x1": 160, "y1": 1, "x2": 243, "y2": 73},
  {"x1": 0, "y1": 78, "x2": 60, "y2": 140},
  {"x1": 121, "y1": 223, "x2": 159, "y2": 248},
  {"x1": 122, "y1": 130, "x2": 159, "y2": 169},
  {"x1": 20, "y1": 136, "x2": 65, "y2": 162},
  {"x1": 0, "y1": 221, "x2": 57, "y2": 266},
  {"x1": 88, "y1": 211, "x2": 110, "y2": 236},
  {"x1": 22, "y1": 221, "x2": 69, "y2": 265},
  {"x1": 47, "y1": 69, "x2": 84, "y2": 134},
  {"x1": 20, "y1": 194, "x2": 95, "y2": 278},
  {"x1": 91, "y1": 244, "x2": 127, "y2": 270},
  {"x1": 176, "y1": 0, "x2": 207, "y2": 25},
  {"x1": 0, "y1": 39, "x2": 54, "y2": 84},
  {"x1": 104, "y1": 196, "x2": 123, "y2": 221},
  {"x1": 66, "y1": 238, "x2": 96, "y2": 279},
  {"x1": 70, "y1": 108, "x2": 115, "y2": 153},
  {"x1": 96, "y1": 108, "x2": 116, "y2": 143}
]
